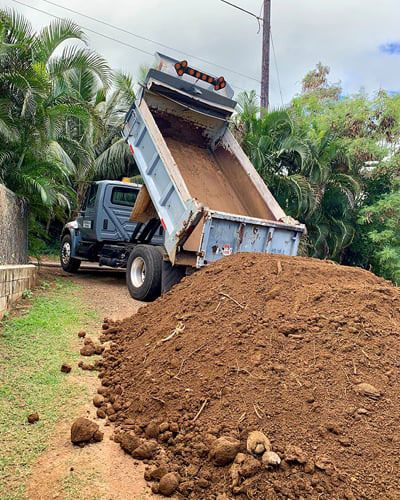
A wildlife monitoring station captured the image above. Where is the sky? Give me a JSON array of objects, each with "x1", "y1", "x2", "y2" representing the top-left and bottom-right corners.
[{"x1": 1, "y1": 0, "x2": 400, "y2": 106}]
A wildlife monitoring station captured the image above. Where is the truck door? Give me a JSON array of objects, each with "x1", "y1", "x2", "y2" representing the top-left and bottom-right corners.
[
  {"x1": 100, "y1": 185, "x2": 139, "y2": 241},
  {"x1": 77, "y1": 183, "x2": 98, "y2": 241}
]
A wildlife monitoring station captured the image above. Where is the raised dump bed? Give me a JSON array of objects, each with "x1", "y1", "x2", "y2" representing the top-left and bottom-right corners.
[{"x1": 123, "y1": 53, "x2": 305, "y2": 268}]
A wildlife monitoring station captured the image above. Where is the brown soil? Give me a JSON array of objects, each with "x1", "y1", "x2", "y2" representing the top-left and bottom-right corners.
[
  {"x1": 166, "y1": 138, "x2": 249, "y2": 215},
  {"x1": 98, "y1": 253, "x2": 400, "y2": 499}
]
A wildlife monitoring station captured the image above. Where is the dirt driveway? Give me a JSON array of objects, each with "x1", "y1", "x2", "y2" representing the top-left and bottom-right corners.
[{"x1": 26, "y1": 263, "x2": 158, "y2": 500}]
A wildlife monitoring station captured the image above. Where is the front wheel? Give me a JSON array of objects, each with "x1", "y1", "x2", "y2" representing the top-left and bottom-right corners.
[
  {"x1": 60, "y1": 234, "x2": 81, "y2": 273},
  {"x1": 126, "y1": 245, "x2": 162, "y2": 301}
]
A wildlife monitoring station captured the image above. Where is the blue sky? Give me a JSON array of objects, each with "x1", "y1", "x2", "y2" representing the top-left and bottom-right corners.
[
  {"x1": 380, "y1": 42, "x2": 400, "y2": 55},
  {"x1": 2, "y1": 0, "x2": 400, "y2": 106}
]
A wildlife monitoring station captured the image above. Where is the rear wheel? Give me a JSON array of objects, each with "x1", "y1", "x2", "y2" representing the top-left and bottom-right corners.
[
  {"x1": 60, "y1": 234, "x2": 81, "y2": 273},
  {"x1": 126, "y1": 245, "x2": 162, "y2": 301}
]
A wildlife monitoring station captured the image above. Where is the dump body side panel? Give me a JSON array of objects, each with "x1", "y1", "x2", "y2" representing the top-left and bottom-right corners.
[{"x1": 123, "y1": 100, "x2": 202, "y2": 263}]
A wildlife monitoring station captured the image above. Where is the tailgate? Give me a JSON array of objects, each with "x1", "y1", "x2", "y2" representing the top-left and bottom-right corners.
[{"x1": 197, "y1": 211, "x2": 304, "y2": 267}]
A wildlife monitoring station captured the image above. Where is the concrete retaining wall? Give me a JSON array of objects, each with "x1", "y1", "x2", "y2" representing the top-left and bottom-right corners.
[
  {"x1": 0, "y1": 265, "x2": 37, "y2": 319},
  {"x1": 0, "y1": 184, "x2": 28, "y2": 265}
]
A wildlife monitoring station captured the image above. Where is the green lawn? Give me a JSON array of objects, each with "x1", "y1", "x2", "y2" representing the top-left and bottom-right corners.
[{"x1": 0, "y1": 279, "x2": 96, "y2": 499}]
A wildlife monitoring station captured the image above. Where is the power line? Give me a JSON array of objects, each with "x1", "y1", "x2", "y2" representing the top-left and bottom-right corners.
[
  {"x1": 10, "y1": 0, "x2": 257, "y2": 93},
  {"x1": 271, "y1": 29, "x2": 284, "y2": 106},
  {"x1": 218, "y1": 0, "x2": 271, "y2": 107},
  {"x1": 36, "y1": 0, "x2": 261, "y2": 84},
  {"x1": 218, "y1": 0, "x2": 263, "y2": 21},
  {"x1": 11, "y1": 0, "x2": 153, "y2": 57}
]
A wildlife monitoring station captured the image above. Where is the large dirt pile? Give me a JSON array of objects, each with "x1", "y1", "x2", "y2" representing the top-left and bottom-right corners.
[{"x1": 97, "y1": 254, "x2": 400, "y2": 498}]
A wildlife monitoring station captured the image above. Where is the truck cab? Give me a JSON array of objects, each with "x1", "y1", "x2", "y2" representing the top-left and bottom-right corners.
[
  {"x1": 75, "y1": 180, "x2": 141, "y2": 245},
  {"x1": 60, "y1": 180, "x2": 164, "y2": 290}
]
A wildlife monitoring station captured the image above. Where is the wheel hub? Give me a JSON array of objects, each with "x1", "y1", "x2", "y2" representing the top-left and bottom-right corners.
[
  {"x1": 131, "y1": 256, "x2": 146, "y2": 287},
  {"x1": 61, "y1": 242, "x2": 71, "y2": 265}
]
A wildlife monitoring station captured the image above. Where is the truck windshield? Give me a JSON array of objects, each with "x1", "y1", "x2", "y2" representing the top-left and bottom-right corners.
[{"x1": 111, "y1": 187, "x2": 138, "y2": 207}]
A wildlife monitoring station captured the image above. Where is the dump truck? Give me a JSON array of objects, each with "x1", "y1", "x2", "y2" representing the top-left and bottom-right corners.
[{"x1": 60, "y1": 53, "x2": 305, "y2": 301}]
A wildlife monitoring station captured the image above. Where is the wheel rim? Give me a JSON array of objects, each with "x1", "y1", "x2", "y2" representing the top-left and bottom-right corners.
[
  {"x1": 61, "y1": 242, "x2": 71, "y2": 265},
  {"x1": 131, "y1": 256, "x2": 146, "y2": 288}
]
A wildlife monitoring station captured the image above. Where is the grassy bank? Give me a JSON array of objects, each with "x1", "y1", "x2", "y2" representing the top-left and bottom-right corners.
[{"x1": 0, "y1": 279, "x2": 96, "y2": 499}]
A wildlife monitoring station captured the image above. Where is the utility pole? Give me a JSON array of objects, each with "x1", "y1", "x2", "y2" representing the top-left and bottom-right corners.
[{"x1": 261, "y1": 0, "x2": 271, "y2": 110}]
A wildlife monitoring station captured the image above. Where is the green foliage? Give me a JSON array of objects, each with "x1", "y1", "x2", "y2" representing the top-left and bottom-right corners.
[
  {"x1": 0, "y1": 280, "x2": 95, "y2": 498},
  {"x1": 358, "y1": 189, "x2": 400, "y2": 284},
  {"x1": 235, "y1": 64, "x2": 400, "y2": 282},
  {"x1": 236, "y1": 90, "x2": 360, "y2": 259},
  {"x1": 0, "y1": 8, "x2": 138, "y2": 242}
]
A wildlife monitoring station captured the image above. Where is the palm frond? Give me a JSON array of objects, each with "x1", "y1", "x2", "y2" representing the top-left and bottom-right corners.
[
  {"x1": 0, "y1": 8, "x2": 33, "y2": 45},
  {"x1": 94, "y1": 138, "x2": 132, "y2": 178},
  {"x1": 33, "y1": 18, "x2": 86, "y2": 64},
  {"x1": 47, "y1": 46, "x2": 111, "y2": 90}
]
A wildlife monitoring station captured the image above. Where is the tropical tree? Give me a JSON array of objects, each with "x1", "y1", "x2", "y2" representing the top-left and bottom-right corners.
[
  {"x1": 0, "y1": 8, "x2": 112, "y2": 210},
  {"x1": 358, "y1": 188, "x2": 400, "y2": 284},
  {"x1": 0, "y1": 8, "x2": 138, "y2": 252},
  {"x1": 61, "y1": 67, "x2": 137, "y2": 206},
  {"x1": 234, "y1": 90, "x2": 360, "y2": 259}
]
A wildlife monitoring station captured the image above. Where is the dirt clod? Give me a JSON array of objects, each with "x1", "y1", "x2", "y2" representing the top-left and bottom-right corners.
[
  {"x1": 144, "y1": 466, "x2": 168, "y2": 481},
  {"x1": 284, "y1": 445, "x2": 307, "y2": 464},
  {"x1": 77, "y1": 330, "x2": 86, "y2": 338},
  {"x1": 158, "y1": 472, "x2": 180, "y2": 497},
  {"x1": 131, "y1": 440, "x2": 158, "y2": 460},
  {"x1": 96, "y1": 408, "x2": 106, "y2": 419},
  {"x1": 70, "y1": 417, "x2": 103, "y2": 445},
  {"x1": 60, "y1": 363, "x2": 72, "y2": 373},
  {"x1": 92, "y1": 394, "x2": 105, "y2": 408},
  {"x1": 78, "y1": 361, "x2": 96, "y2": 371},
  {"x1": 27, "y1": 412, "x2": 39, "y2": 424},
  {"x1": 209, "y1": 436, "x2": 241, "y2": 466},
  {"x1": 80, "y1": 344, "x2": 96, "y2": 357},
  {"x1": 116, "y1": 432, "x2": 141, "y2": 455},
  {"x1": 145, "y1": 421, "x2": 160, "y2": 439}
]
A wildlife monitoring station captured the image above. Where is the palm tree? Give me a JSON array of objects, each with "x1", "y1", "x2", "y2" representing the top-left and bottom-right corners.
[
  {"x1": 234, "y1": 90, "x2": 360, "y2": 259},
  {"x1": 63, "y1": 67, "x2": 137, "y2": 206},
  {"x1": 235, "y1": 92, "x2": 315, "y2": 218},
  {"x1": 0, "y1": 8, "x2": 111, "y2": 213}
]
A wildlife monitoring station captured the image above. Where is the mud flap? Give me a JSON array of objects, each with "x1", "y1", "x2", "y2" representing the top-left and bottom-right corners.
[{"x1": 161, "y1": 260, "x2": 186, "y2": 294}]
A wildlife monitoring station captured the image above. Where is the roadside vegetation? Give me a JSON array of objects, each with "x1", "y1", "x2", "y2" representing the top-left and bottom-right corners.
[
  {"x1": 235, "y1": 65, "x2": 400, "y2": 284},
  {"x1": 0, "y1": 278, "x2": 96, "y2": 499},
  {"x1": 0, "y1": 8, "x2": 398, "y2": 284}
]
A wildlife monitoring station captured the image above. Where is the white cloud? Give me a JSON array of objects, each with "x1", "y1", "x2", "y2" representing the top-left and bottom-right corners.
[{"x1": 2, "y1": 0, "x2": 400, "y2": 105}]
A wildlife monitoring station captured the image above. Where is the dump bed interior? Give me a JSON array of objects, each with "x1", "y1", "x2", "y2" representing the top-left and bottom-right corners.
[{"x1": 151, "y1": 109, "x2": 275, "y2": 221}]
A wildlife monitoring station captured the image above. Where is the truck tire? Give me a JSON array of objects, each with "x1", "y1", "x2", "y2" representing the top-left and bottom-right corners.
[
  {"x1": 126, "y1": 245, "x2": 162, "y2": 301},
  {"x1": 60, "y1": 234, "x2": 81, "y2": 273}
]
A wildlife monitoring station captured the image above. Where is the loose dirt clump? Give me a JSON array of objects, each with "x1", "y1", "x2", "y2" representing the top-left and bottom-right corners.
[
  {"x1": 70, "y1": 417, "x2": 103, "y2": 445},
  {"x1": 97, "y1": 253, "x2": 400, "y2": 498},
  {"x1": 27, "y1": 412, "x2": 39, "y2": 424}
]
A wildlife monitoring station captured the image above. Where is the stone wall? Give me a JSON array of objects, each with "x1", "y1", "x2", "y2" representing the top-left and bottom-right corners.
[
  {"x1": 0, "y1": 265, "x2": 37, "y2": 319},
  {"x1": 0, "y1": 184, "x2": 28, "y2": 265}
]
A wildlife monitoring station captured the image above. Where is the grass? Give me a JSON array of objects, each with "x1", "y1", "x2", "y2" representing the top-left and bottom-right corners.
[
  {"x1": 61, "y1": 470, "x2": 103, "y2": 500},
  {"x1": 0, "y1": 279, "x2": 97, "y2": 499}
]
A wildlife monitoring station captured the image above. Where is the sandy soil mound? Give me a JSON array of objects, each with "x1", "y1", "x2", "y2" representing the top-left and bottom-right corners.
[{"x1": 97, "y1": 254, "x2": 400, "y2": 498}]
